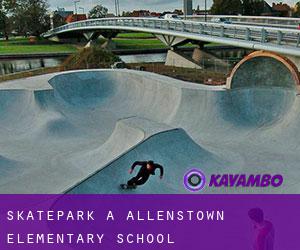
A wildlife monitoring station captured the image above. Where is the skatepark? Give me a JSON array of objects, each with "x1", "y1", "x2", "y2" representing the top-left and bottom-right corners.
[{"x1": 0, "y1": 67, "x2": 299, "y2": 194}]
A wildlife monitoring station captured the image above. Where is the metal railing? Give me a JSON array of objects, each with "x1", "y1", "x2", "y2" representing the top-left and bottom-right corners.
[
  {"x1": 186, "y1": 15, "x2": 300, "y2": 29},
  {"x1": 43, "y1": 17, "x2": 300, "y2": 56}
]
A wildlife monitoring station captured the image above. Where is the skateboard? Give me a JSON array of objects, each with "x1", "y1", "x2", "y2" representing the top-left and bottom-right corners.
[{"x1": 120, "y1": 184, "x2": 137, "y2": 190}]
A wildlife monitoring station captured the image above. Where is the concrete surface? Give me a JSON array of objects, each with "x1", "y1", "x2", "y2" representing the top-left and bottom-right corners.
[
  {"x1": 232, "y1": 57, "x2": 295, "y2": 88},
  {"x1": 0, "y1": 69, "x2": 299, "y2": 194},
  {"x1": 165, "y1": 50, "x2": 201, "y2": 69}
]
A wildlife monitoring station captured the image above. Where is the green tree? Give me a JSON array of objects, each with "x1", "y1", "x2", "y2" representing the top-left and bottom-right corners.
[
  {"x1": 0, "y1": 0, "x2": 16, "y2": 10},
  {"x1": 211, "y1": 0, "x2": 242, "y2": 15},
  {"x1": 0, "y1": 10, "x2": 8, "y2": 39},
  {"x1": 88, "y1": 5, "x2": 108, "y2": 19},
  {"x1": 293, "y1": 2, "x2": 300, "y2": 17},
  {"x1": 13, "y1": 0, "x2": 50, "y2": 37},
  {"x1": 122, "y1": 11, "x2": 131, "y2": 17},
  {"x1": 12, "y1": 4, "x2": 27, "y2": 36},
  {"x1": 0, "y1": 0, "x2": 16, "y2": 40},
  {"x1": 242, "y1": 0, "x2": 265, "y2": 16},
  {"x1": 52, "y1": 12, "x2": 66, "y2": 28}
]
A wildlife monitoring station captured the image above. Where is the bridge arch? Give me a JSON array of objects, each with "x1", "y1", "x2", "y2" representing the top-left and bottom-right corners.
[{"x1": 226, "y1": 51, "x2": 300, "y2": 92}]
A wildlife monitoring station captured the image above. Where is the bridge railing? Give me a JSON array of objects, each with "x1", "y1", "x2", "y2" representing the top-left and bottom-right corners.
[
  {"x1": 43, "y1": 18, "x2": 300, "y2": 50},
  {"x1": 186, "y1": 15, "x2": 300, "y2": 28}
]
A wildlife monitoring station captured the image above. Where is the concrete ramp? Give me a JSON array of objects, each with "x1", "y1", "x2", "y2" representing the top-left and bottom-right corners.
[
  {"x1": 67, "y1": 129, "x2": 225, "y2": 194},
  {"x1": 0, "y1": 69, "x2": 300, "y2": 193}
]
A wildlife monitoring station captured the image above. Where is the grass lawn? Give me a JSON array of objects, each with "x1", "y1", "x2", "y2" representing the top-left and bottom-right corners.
[
  {"x1": 113, "y1": 38, "x2": 167, "y2": 49},
  {"x1": 0, "y1": 35, "x2": 221, "y2": 55},
  {"x1": 0, "y1": 45, "x2": 78, "y2": 54},
  {"x1": 113, "y1": 37, "x2": 195, "y2": 50},
  {"x1": 116, "y1": 32, "x2": 155, "y2": 39},
  {"x1": 0, "y1": 37, "x2": 78, "y2": 54},
  {"x1": 205, "y1": 42, "x2": 227, "y2": 47}
]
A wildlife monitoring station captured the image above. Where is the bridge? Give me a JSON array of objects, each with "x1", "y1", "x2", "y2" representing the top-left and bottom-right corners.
[
  {"x1": 43, "y1": 17, "x2": 300, "y2": 88},
  {"x1": 43, "y1": 17, "x2": 300, "y2": 57}
]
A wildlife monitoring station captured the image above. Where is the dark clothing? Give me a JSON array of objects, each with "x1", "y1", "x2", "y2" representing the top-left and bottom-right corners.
[
  {"x1": 127, "y1": 172, "x2": 150, "y2": 186},
  {"x1": 131, "y1": 161, "x2": 164, "y2": 176},
  {"x1": 127, "y1": 161, "x2": 164, "y2": 186}
]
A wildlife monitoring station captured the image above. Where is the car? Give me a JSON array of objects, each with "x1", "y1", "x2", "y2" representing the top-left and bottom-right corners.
[
  {"x1": 210, "y1": 17, "x2": 231, "y2": 24},
  {"x1": 111, "y1": 61, "x2": 126, "y2": 69},
  {"x1": 163, "y1": 14, "x2": 181, "y2": 20}
]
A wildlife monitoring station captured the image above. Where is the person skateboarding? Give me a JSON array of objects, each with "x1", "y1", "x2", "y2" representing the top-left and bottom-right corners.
[
  {"x1": 121, "y1": 161, "x2": 164, "y2": 189},
  {"x1": 248, "y1": 208, "x2": 274, "y2": 250}
]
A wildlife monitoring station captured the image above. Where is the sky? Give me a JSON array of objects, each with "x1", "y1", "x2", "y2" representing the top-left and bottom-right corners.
[{"x1": 48, "y1": 0, "x2": 299, "y2": 14}]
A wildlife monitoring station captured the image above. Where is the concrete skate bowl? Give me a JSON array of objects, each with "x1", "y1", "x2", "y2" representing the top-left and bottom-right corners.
[
  {"x1": 227, "y1": 51, "x2": 300, "y2": 90},
  {"x1": 0, "y1": 69, "x2": 300, "y2": 194},
  {"x1": 225, "y1": 51, "x2": 299, "y2": 126}
]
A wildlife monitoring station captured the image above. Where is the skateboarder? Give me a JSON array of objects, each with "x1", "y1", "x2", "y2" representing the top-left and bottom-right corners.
[
  {"x1": 248, "y1": 208, "x2": 274, "y2": 250},
  {"x1": 121, "y1": 161, "x2": 164, "y2": 189}
]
